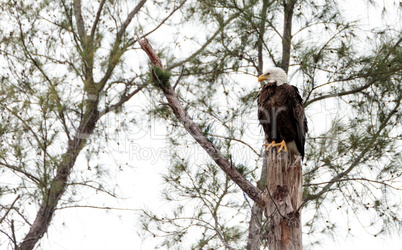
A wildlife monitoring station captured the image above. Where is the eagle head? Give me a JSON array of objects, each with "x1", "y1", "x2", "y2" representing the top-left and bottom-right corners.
[{"x1": 257, "y1": 67, "x2": 287, "y2": 86}]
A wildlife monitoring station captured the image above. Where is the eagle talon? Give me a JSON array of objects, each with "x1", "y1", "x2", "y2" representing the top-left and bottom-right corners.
[
  {"x1": 276, "y1": 140, "x2": 287, "y2": 153},
  {"x1": 264, "y1": 141, "x2": 276, "y2": 151},
  {"x1": 263, "y1": 140, "x2": 287, "y2": 153}
]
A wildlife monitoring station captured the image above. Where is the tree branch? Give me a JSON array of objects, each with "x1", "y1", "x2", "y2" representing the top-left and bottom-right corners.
[
  {"x1": 73, "y1": 0, "x2": 87, "y2": 43},
  {"x1": 98, "y1": 0, "x2": 147, "y2": 90},
  {"x1": 99, "y1": 83, "x2": 147, "y2": 118},
  {"x1": 304, "y1": 177, "x2": 402, "y2": 191},
  {"x1": 117, "y1": 0, "x2": 147, "y2": 41},
  {"x1": 173, "y1": 65, "x2": 185, "y2": 90},
  {"x1": 140, "y1": 39, "x2": 264, "y2": 206},
  {"x1": 56, "y1": 205, "x2": 141, "y2": 212},
  {"x1": 0, "y1": 162, "x2": 41, "y2": 184},
  {"x1": 140, "y1": 0, "x2": 186, "y2": 39},
  {"x1": 208, "y1": 133, "x2": 260, "y2": 156},
  {"x1": 0, "y1": 195, "x2": 20, "y2": 225},
  {"x1": 166, "y1": 12, "x2": 240, "y2": 71},
  {"x1": 90, "y1": 0, "x2": 107, "y2": 39},
  {"x1": 19, "y1": 91, "x2": 102, "y2": 250},
  {"x1": 281, "y1": 0, "x2": 297, "y2": 73}
]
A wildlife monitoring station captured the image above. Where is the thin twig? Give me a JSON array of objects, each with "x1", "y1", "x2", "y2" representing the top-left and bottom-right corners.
[
  {"x1": 140, "y1": 0, "x2": 186, "y2": 39},
  {"x1": 265, "y1": 185, "x2": 290, "y2": 220},
  {"x1": 173, "y1": 65, "x2": 185, "y2": 90},
  {"x1": 56, "y1": 205, "x2": 141, "y2": 211},
  {"x1": 0, "y1": 195, "x2": 20, "y2": 225},
  {"x1": 209, "y1": 133, "x2": 260, "y2": 156},
  {"x1": 304, "y1": 177, "x2": 402, "y2": 190}
]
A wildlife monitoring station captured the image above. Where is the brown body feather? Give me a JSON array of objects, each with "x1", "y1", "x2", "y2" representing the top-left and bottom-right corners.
[{"x1": 258, "y1": 82, "x2": 308, "y2": 159}]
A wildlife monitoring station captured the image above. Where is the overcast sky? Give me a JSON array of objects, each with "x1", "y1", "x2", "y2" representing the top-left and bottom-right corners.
[{"x1": 6, "y1": 0, "x2": 401, "y2": 249}]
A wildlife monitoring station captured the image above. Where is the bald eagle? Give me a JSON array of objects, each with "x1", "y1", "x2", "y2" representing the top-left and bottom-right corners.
[{"x1": 257, "y1": 67, "x2": 308, "y2": 159}]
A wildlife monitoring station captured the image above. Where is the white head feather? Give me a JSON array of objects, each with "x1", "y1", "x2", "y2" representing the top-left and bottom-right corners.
[{"x1": 258, "y1": 67, "x2": 288, "y2": 86}]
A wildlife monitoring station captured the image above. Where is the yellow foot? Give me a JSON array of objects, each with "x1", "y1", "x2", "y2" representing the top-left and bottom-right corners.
[
  {"x1": 276, "y1": 140, "x2": 287, "y2": 153},
  {"x1": 263, "y1": 140, "x2": 287, "y2": 153},
  {"x1": 264, "y1": 141, "x2": 276, "y2": 151}
]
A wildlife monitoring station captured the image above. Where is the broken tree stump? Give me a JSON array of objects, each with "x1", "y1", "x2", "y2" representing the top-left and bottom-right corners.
[{"x1": 262, "y1": 149, "x2": 302, "y2": 250}]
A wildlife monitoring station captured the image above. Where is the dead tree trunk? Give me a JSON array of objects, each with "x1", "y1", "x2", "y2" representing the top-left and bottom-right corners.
[
  {"x1": 263, "y1": 150, "x2": 302, "y2": 250},
  {"x1": 247, "y1": 149, "x2": 267, "y2": 250}
]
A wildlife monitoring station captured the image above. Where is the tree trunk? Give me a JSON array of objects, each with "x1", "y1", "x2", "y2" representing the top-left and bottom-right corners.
[
  {"x1": 247, "y1": 150, "x2": 267, "y2": 250},
  {"x1": 263, "y1": 150, "x2": 302, "y2": 250},
  {"x1": 281, "y1": 0, "x2": 296, "y2": 74},
  {"x1": 18, "y1": 107, "x2": 99, "y2": 250}
]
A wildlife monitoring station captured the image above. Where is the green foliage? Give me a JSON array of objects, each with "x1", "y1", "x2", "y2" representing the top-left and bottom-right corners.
[{"x1": 150, "y1": 66, "x2": 172, "y2": 89}]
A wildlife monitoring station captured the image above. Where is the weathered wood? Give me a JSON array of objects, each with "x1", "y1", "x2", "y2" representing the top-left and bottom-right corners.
[
  {"x1": 262, "y1": 150, "x2": 302, "y2": 250},
  {"x1": 139, "y1": 39, "x2": 164, "y2": 70},
  {"x1": 247, "y1": 149, "x2": 267, "y2": 250}
]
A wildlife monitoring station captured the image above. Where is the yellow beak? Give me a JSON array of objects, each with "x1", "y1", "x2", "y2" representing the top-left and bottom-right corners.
[{"x1": 258, "y1": 74, "x2": 268, "y2": 82}]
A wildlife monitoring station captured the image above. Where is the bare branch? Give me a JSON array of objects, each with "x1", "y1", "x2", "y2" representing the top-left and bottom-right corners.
[
  {"x1": 173, "y1": 65, "x2": 185, "y2": 90},
  {"x1": 304, "y1": 78, "x2": 374, "y2": 107},
  {"x1": 11, "y1": 220, "x2": 17, "y2": 250},
  {"x1": 100, "y1": 83, "x2": 147, "y2": 118},
  {"x1": 0, "y1": 195, "x2": 20, "y2": 225},
  {"x1": 0, "y1": 163, "x2": 40, "y2": 184},
  {"x1": 57, "y1": 205, "x2": 141, "y2": 212},
  {"x1": 140, "y1": 39, "x2": 264, "y2": 206},
  {"x1": 139, "y1": 39, "x2": 164, "y2": 69},
  {"x1": 90, "y1": 0, "x2": 107, "y2": 39},
  {"x1": 209, "y1": 133, "x2": 260, "y2": 156},
  {"x1": 117, "y1": 0, "x2": 147, "y2": 40},
  {"x1": 140, "y1": 0, "x2": 186, "y2": 39},
  {"x1": 304, "y1": 177, "x2": 402, "y2": 191},
  {"x1": 166, "y1": 12, "x2": 240, "y2": 71}
]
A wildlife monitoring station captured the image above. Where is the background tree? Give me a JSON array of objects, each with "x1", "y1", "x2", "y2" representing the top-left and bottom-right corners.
[{"x1": 0, "y1": 0, "x2": 186, "y2": 249}]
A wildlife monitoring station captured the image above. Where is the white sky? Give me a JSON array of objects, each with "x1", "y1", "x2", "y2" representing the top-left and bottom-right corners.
[{"x1": 2, "y1": 0, "x2": 401, "y2": 249}]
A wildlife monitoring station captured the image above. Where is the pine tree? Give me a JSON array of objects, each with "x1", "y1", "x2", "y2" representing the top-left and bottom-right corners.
[
  {"x1": 0, "y1": 0, "x2": 401, "y2": 249},
  {"x1": 0, "y1": 0, "x2": 180, "y2": 248}
]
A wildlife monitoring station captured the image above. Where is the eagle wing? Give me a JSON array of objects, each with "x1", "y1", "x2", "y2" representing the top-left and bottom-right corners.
[
  {"x1": 257, "y1": 84, "x2": 273, "y2": 142},
  {"x1": 290, "y1": 85, "x2": 308, "y2": 159}
]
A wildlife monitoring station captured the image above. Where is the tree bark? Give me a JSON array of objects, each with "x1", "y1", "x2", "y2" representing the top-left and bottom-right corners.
[
  {"x1": 247, "y1": 149, "x2": 267, "y2": 250},
  {"x1": 281, "y1": 0, "x2": 296, "y2": 73},
  {"x1": 18, "y1": 106, "x2": 99, "y2": 250},
  {"x1": 263, "y1": 150, "x2": 302, "y2": 250}
]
